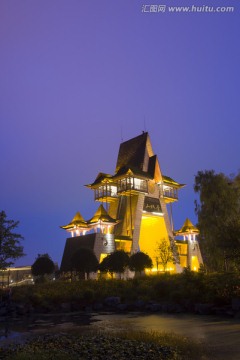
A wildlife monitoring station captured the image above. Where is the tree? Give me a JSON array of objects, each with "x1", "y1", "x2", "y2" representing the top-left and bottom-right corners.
[
  {"x1": 194, "y1": 170, "x2": 240, "y2": 272},
  {"x1": 71, "y1": 248, "x2": 98, "y2": 279},
  {"x1": 129, "y1": 251, "x2": 153, "y2": 276},
  {"x1": 31, "y1": 254, "x2": 55, "y2": 279},
  {"x1": 98, "y1": 255, "x2": 113, "y2": 277},
  {"x1": 99, "y1": 250, "x2": 129, "y2": 279},
  {"x1": 155, "y1": 239, "x2": 177, "y2": 272},
  {"x1": 0, "y1": 211, "x2": 24, "y2": 269}
]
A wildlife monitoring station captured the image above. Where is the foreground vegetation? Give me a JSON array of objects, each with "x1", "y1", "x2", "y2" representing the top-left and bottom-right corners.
[
  {"x1": 6, "y1": 270, "x2": 240, "y2": 310},
  {"x1": 0, "y1": 330, "x2": 211, "y2": 360},
  {"x1": 0, "y1": 271, "x2": 237, "y2": 359}
]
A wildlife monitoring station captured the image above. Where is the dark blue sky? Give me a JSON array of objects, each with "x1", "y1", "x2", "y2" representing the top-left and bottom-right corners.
[{"x1": 1, "y1": 0, "x2": 239, "y2": 266}]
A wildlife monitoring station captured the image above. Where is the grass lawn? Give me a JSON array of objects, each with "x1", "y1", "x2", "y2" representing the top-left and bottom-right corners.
[{"x1": 0, "y1": 330, "x2": 212, "y2": 360}]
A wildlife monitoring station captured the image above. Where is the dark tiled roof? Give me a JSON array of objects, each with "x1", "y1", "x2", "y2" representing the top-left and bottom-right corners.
[
  {"x1": 115, "y1": 132, "x2": 148, "y2": 173},
  {"x1": 85, "y1": 172, "x2": 113, "y2": 188}
]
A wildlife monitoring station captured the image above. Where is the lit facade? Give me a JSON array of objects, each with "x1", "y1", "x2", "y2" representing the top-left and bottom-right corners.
[
  {"x1": 0, "y1": 266, "x2": 33, "y2": 286},
  {"x1": 60, "y1": 132, "x2": 203, "y2": 274},
  {"x1": 175, "y1": 218, "x2": 203, "y2": 271}
]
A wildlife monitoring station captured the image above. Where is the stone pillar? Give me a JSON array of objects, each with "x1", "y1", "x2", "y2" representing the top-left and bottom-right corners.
[{"x1": 131, "y1": 193, "x2": 145, "y2": 253}]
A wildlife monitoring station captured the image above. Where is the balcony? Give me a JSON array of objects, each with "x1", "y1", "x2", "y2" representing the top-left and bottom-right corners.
[
  {"x1": 162, "y1": 187, "x2": 179, "y2": 201},
  {"x1": 117, "y1": 178, "x2": 148, "y2": 194},
  {"x1": 94, "y1": 187, "x2": 118, "y2": 202}
]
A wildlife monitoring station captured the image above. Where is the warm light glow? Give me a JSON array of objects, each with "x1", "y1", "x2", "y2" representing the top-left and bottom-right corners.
[
  {"x1": 100, "y1": 253, "x2": 108, "y2": 263},
  {"x1": 115, "y1": 239, "x2": 132, "y2": 252},
  {"x1": 191, "y1": 256, "x2": 200, "y2": 271},
  {"x1": 139, "y1": 215, "x2": 175, "y2": 270}
]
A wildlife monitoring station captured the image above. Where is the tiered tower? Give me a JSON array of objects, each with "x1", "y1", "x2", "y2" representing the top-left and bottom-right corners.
[
  {"x1": 60, "y1": 132, "x2": 203, "y2": 274},
  {"x1": 175, "y1": 218, "x2": 203, "y2": 271},
  {"x1": 86, "y1": 132, "x2": 184, "y2": 272}
]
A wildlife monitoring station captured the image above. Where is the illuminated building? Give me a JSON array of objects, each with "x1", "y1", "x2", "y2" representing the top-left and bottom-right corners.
[
  {"x1": 175, "y1": 218, "x2": 203, "y2": 271},
  {"x1": 60, "y1": 132, "x2": 203, "y2": 274},
  {"x1": 60, "y1": 211, "x2": 89, "y2": 237},
  {"x1": 0, "y1": 266, "x2": 34, "y2": 286}
]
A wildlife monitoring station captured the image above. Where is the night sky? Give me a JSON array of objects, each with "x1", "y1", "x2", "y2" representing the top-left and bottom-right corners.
[{"x1": 1, "y1": 0, "x2": 239, "y2": 267}]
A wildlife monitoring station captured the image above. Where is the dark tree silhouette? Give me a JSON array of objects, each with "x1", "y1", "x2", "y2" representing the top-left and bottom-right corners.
[
  {"x1": 0, "y1": 211, "x2": 24, "y2": 269},
  {"x1": 71, "y1": 248, "x2": 98, "y2": 279},
  {"x1": 194, "y1": 170, "x2": 240, "y2": 272},
  {"x1": 99, "y1": 250, "x2": 129, "y2": 279},
  {"x1": 129, "y1": 251, "x2": 153, "y2": 275},
  {"x1": 32, "y1": 254, "x2": 55, "y2": 278},
  {"x1": 98, "y1": 255, "x2": 111, "y2": 273}
]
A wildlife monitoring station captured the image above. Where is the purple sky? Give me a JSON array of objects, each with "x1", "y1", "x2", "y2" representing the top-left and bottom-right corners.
[{"x1": 1, "y1": 0, "x2": 239, "y2": 267}]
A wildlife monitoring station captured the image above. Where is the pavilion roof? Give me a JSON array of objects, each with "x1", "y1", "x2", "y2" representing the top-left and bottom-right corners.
[
  {"x1": 175, "y1": 218, "x2": 199, "y2": 235},
  {"x1": 87, "y1": 204, "x2": 118, "y2": 224},
  {"x1": 60, "y1": 211, "x2": 88, "y2": 230},
  {"x1": 162, "y1": 175, "x2": 185, "y2": 188},
  {"x1": 85, "y1": 172, "x2": 114, "y2": 188}
]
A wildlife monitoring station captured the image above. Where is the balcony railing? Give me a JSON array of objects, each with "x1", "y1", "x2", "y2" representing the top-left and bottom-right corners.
[
  {"x1": 94, "y1": 189, "x2": 118, "y2": 201},
  {"x1": 162, "y1": 188, "x2": 178, "y2": 200},
  {"x1": 117, "y1": 182, "x2": 148, "y2": 194}
]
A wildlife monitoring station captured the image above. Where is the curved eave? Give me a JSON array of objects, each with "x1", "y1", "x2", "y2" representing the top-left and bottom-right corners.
[
  {"x1": 85, "y1": 182, "x2": 104, "y2": 189},
  {"x1": 85, "y1": 183, "x2": 94, "y2": 188},
  {"x1": 95, "y1": 197, "x2": 118, "y2": 203},
  {"x1": 163, "y1": 181, "x2": 186, "y2": 189},
  {"x1": 60, "y1": 223, "x2": 89, "y2": 230},
  {"x1": 88, "y1": 219, "x2": 118, "y2": 225},
  {"x1": 163, "y1": 197, "x2": 179, "y2": 203},
  {"x1": 85, "y1": 179, "x2": 117, "y2": 189},
  {"x1": 162, "y1": 175, "x2": 185, "y2": 188},
  {"x1": 85, "y1": 173, "x2": 114, "y2": 188},
  {"x1": 175, "y1": 229, "x2": 199, "y2": 236}
]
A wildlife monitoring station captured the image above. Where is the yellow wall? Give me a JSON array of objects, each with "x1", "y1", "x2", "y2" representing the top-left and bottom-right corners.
[
  {"x1": 176, "y1": 243, "x2": 188, "y2": 268},
  {"x1": 191, "y1": 255, "x2": 200, "y2": 271},
  {"x1": 115, "y1": 239, "x2": 132, "y2": 252},
  {"x1": 139, "y1": 215, "x2": 174, "y2": 272},
  {"x1": 99, "y1": 253, "x2": 108, "y2": 263}
]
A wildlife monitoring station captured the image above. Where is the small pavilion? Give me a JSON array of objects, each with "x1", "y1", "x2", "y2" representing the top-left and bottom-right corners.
[
  {"x1": 175, "y1": 218, "x2": 203, "y2": 271},
  {"x1": 60, "y1": 211, "x2": 89, "y2": 237}
]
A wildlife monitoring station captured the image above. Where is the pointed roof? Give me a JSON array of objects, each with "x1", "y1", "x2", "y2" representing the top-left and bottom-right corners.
[
  {"x1": 175, "y1": 218, "x2": 199, "y2": 235},
  {"x1": 116, "y1": 132, "x2": 150, "y2": 173},
  {"x1": 85, "y1": 133, "x2": 184, "y2": 193},
  {"x1": 60, "y1": 211, "x2": 88, "y2": 230},
  {"x1": 87, "y1": 204, "x2": 118, "y2": 224}
]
